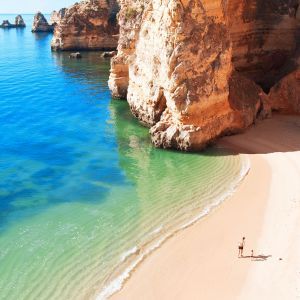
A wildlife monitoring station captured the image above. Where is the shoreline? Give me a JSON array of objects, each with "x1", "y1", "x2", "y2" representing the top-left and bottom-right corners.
[
  {"x1": 109, "y1": 115, "x2": 300, "y2": 300},
  {"x1": 98, "y1": 153, "x2": 250, "y2": 300}
]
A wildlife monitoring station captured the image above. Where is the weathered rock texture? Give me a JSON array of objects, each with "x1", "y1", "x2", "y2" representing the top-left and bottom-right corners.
[
  {"x1": 0, "y1": 20, "x2": 10, "y2": 28},
  {"x1": 32, "y1": 12, "x2": 54, "y2": 32},
  {"x1": 0, "y1": 15, "x2": 26, "y2": 28},
  {"x1": 50, "y1": 8, "x2": 67, "y2": 26},
  {"x1": 51, "y1": 0, "x2": 119, "y2": 51},
  {"x1": 15, "y1": 15, "x2": 26, "y2": 27},
  {"x1": 228, "y1": 1, "x2": 300, "y2": 90},
  {"x1": 269, "y1": 68, "x2": 300, "y2": 113},
  {"x1": 109, "y1": 0, "x2": 300, "y2": 151},
  {"x1": 101, "y1": 50, "x2": 117, "y2": 58}
]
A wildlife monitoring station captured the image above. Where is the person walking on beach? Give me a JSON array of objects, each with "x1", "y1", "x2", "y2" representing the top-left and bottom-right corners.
[{"x1": 238, "y1": 237, "x2": 245, "y2": 258}]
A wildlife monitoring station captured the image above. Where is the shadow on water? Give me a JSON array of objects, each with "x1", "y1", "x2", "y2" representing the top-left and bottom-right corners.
[
  {"x1": 32, "y1": 32, "x2": 53, "y2": 41},
  {"x1": 109, "y1": 100, "x2": 240, "y2": 198},
  {"x1": 15, "y1": 27, "x2": 25, "y2": 38},
  {"x1": 109, "y1": 98, "x2": 238, "y2": 160},
  {"x1": 52, "y1": 51, "x2": 111, "y2": 86}
]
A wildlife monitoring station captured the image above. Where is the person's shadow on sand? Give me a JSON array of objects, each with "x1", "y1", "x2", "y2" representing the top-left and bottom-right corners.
[{"x1": 242, "y1": 254, "x2": 272, "y2": 261}]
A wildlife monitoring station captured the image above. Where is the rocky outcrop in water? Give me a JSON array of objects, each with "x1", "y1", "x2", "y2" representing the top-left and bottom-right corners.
[
  {"x1": 51, "y1": 0, "x2": 119, "y2": 51},
  {"x1": 0, "y1": 20, "x2": 13, "y2": 28},
  {"x1": 109, "y1": 0, "x2": 300, "y2": 151},
  {"x1": 32, "y1": 12, "x2": 54, "y2": 32},
  {"x1": 50, "y1": 8, "x2": 67, "y2": 26},
  {"x1": 0, "y1": 15, "x2": 26, "y2": 28},
  {"x1": 101, "y1": 51, "x2": 117, "y2": 58},
  {"x1": 15, "y1": 15, "x2": 26, "y2": 27},
  {"x1": 69, "y1": 52, "x2": 82, "y2": 59}
]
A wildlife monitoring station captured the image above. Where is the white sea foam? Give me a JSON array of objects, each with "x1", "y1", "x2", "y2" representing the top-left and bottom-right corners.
[
  {"x1": 120, "y1": 246, "x2": 139, "y2": 263},
  {"x1": 150, "y1": 225, "x2": 163, "y2": 235},
  {"x1": 96, "y1": 237, "x2": 165, "y2": 300},
  {"x1": 96, "y1": 154, "x2": 251, "y2": 300}
]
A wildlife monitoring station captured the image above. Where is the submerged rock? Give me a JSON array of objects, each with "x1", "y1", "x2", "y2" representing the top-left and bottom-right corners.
[
  {"x1": 32, "y1": 12, "x2": 54, "y2": 33},
  {"x1": 69, "y1": 52, "x2": 82, "y2": 59},
  {"x1": 101, "y1": 51, "x2": 117, "y2": 58},
  {"x1": 51, "y1": 0, "x2": 119, "y2": 51},
  {"x1": 109, "y1": 0, "x2": 300, "y2": 151}
]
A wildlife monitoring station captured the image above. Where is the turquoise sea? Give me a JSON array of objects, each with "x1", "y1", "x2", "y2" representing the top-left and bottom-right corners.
[{"x1": 0, "y1": 15, "x2": 249, "y2": 299}]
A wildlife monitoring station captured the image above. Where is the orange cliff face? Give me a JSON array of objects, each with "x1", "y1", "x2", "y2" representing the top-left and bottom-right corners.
[
  {"x1": 109, "y1": 0, "x2": 300, "y2": 151},
  {"x1": 51, "y1": 0, "x2": 120, "y2": 51}
]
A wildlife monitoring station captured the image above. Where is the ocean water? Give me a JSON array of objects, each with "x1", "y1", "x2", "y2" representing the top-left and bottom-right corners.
[{"x1": 0, "y1": 15, "x2": 249, "y2": 300}]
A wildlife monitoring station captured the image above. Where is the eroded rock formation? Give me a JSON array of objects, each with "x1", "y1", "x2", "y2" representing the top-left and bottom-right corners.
[
  {"x1": 0, "y1": 15, "x2": 26, "y2": 28},
  {"x1": 32, "y1": 12, "x2": 54, "y2": 32},
  {"x1": 51, "y1": 0, "x2": 119, "y2": 51},
  {"x1": 269, "y1": 69, "x2": 300, "y2": 113},
  {"x1": 228, "y1": 1, "x2": 300, "y2": 90},
  {"x1": 50, "y1": 8, "x2": 67, "y2": 26},
  {"x1": 109, "y1": 0, "x2": 300, "y2": 151},
  {"x1": 15, "y1": 15, "x2": 26, "y2": 27},
  {"x1": 0, "y1": 20, "x2": 13, "y2": 28}
]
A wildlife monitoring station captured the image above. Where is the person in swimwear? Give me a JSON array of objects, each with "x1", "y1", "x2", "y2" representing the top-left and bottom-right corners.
[{"x1": 238, "y1": 237, "x2": 245, "y2": 258}]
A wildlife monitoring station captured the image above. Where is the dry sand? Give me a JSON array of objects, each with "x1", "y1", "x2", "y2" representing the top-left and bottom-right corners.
[{"x1": 110, "y1": 115, "x2": 300, "y2": 300}]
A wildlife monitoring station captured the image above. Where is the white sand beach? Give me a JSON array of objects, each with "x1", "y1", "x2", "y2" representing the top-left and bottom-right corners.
[{"x1": 111, "y1": 115, "x2": 300, "y2": 300}]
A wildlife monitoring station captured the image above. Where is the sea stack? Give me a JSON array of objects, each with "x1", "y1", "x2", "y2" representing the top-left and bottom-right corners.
[
  {"x1": 0, "y1": 15, "x2": 26, "y2": 28},
  {"x1": 109, "y1": 0, "x2": 300, "y2": 151},
  {"x1": 15, "y1": 15, "x2": 26, "y2": 27},
  {"x1": 50, "y1": 8, "x2": 67, "y2": 26},
  {"x1": 51, "y1": 0, "x2": 119, "y2": 51},
  {"x1": 32, "y1": 12, "x2": 54, "y2": 33},
  {"x1": 0, "y1": 20, "x2": 13, "y2": 28}
]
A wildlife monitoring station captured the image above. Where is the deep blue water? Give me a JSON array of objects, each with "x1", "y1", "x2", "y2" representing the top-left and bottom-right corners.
[{"x1": 0, "y1": 15, "x2": 124, "y2": 228}]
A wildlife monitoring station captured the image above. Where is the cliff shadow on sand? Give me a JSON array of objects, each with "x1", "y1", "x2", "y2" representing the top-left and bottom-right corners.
[{"x1": 219, "y1": 114, "x2": 300, "y2": 155}]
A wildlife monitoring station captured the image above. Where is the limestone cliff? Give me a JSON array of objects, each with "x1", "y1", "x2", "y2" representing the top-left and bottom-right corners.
[
  {"x1": 51, "y1": 0, "x2": 119, "y2": 51},
  {"x1": 32, "y1": 12, "x2": 54, "y2": 32},
  {"x1": 269, "y1": 69, "x2": 300, "y2": 113},
  {"x1": 108, "y1": 0, "x2": 146, "y2": 99},
  {"x1": 228, "y1": 0, "x2": 300, "y2": 90},
  {"x1": 109, "y1": 0, "x2": 300, "y2": 151},
  {"x1": 50, "y1": 8, "x2": 67, "y2": 26}
]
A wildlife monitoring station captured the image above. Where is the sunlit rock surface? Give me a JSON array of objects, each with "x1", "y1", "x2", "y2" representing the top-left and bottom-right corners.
[
  {"x1": 32, "y1": 12, "x2": 54, "y2": 32},
  {"x1": 51, "y1": 0, "x2": 119, "y2": 51},
  {"x1": 50, "y1": 9, "x2": 67, "y2": 26},
  {"x1": 109, "y1": 0, "x2": 300, "y2": 150},
  {"x1": 15, "y1": 15, "x2": 26, "y2": 27}
]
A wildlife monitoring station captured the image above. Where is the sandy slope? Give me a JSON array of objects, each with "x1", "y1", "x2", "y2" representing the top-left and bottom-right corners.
[{"x1": 110, "y1": 115, "x2": 300, "y2": 300}]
